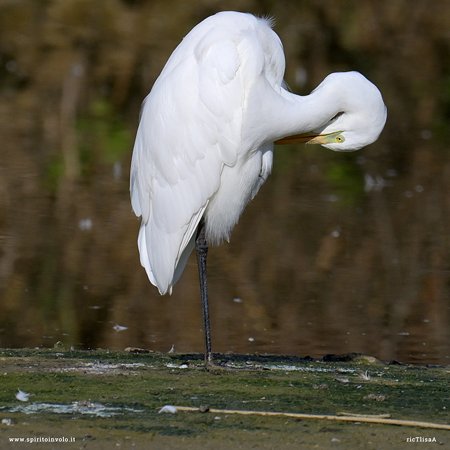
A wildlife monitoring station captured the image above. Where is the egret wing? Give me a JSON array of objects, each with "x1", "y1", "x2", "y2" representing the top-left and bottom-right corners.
[{"x1": 130, "y1": 32, "x2": 244, "y2": 294}]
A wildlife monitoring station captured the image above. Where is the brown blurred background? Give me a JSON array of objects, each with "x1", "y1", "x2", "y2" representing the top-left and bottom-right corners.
[{"x1": 1, "y1": 0, "x2": 450, "y2": 364}]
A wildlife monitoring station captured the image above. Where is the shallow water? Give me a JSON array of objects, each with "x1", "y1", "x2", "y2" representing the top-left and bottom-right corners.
[{"x1": 1, "y1": 1, "x2": 450, "y2": 365}]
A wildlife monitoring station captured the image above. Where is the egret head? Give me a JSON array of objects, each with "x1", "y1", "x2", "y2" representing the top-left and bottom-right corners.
[
  {"x1": 308, "y1": 72, "x2": 387, "y2": 151},
  {"x1": 275, "y1": 72, "x2": 387, "y2": 152}
]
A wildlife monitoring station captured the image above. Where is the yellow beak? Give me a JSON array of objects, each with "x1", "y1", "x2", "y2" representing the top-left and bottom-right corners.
[
  {"x1": 274, "y1": 131, "x2": 344, "y2": 146},
  {"x1": 274, "y1": 133, "x2": 321, "y2": 145}
]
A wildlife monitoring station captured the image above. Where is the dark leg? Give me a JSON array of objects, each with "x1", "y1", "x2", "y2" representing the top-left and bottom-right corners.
[{"x1": 195, "y1": 221, "x2": 214, "y2": 368}]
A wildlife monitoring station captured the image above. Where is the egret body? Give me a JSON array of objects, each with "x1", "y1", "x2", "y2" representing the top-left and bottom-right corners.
[{"x1": 130, "y1": 11, "x2": 387, "y2": 367}]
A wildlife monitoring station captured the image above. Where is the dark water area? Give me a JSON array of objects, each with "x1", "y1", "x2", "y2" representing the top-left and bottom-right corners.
[{"x1": 1, "y1": 1, "x2": 450, "y2": 365}]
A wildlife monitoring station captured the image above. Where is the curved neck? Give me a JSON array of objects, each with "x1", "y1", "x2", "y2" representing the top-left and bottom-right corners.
[
  {"x1": 243, "y1": 77, "x2": 340, "y2": 145},
  {"x1": 277, "y1": 88, "x2": 338, "y2": 138}
]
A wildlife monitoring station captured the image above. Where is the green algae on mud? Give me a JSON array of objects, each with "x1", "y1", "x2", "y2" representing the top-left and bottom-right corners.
[{"x1": 0, "y1": 349, "x2": 449, "y2": 449}]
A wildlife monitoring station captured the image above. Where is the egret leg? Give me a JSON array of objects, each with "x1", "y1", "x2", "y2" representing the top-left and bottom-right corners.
[{"x1": 195, "y1": 222, "x2": 214, "y2": 368}]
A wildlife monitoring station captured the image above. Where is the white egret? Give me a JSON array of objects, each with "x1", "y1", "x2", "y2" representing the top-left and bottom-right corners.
[{"x1": 130, "y1": 11, "x2": 387, "y2": 368}]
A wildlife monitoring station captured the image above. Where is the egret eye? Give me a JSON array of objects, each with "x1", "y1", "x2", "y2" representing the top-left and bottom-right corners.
[{"x1": 335, "y1": 135, "x2": 345, "y2": 143}]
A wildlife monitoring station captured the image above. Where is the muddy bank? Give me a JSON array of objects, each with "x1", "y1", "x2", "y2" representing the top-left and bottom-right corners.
[{"x1": 0, "y1": 348, "x2": 448, "y2": 449}]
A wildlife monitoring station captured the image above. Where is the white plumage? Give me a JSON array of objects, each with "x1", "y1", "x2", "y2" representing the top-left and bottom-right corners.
[{"x1": 130, "y1": 11, "x2": 386, "y2": 302}]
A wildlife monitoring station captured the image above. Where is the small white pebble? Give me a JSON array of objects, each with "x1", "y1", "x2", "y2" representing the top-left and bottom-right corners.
[
  {"x1": 334, "y1": 376, "x2": 349, "y2": 383},
  {"x1": 158, "y1": 405, "x2": 177, "y2": 414}
]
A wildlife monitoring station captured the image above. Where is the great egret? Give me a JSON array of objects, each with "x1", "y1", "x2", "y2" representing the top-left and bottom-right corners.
[{"x1": 130, "y1": 11, "x2": 387, "y2": 367}]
